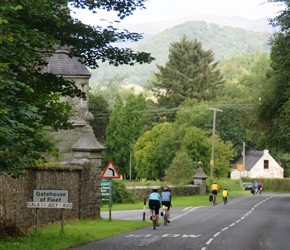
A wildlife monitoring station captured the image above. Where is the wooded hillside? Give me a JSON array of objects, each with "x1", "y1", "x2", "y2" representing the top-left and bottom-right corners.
[{"x1": 90, "y1": 20, "x2": 271, "y2": 88}]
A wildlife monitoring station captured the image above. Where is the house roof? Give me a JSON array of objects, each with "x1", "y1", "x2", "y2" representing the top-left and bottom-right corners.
[
  {"x1": 232, "y1": 150, "x2": 264, "y2": 171},
  {"x1": 44, "y1": 49, "x2": 91, "y2": 76}
]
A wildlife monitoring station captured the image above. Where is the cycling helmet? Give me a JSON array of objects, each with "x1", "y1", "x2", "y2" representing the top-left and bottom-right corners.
[
  {"x1": 163, "y1": 187, "x2": 169, "y2": 191},
  {"x1": 152, "y1": 187, "x2": 158, "y2": 192}
]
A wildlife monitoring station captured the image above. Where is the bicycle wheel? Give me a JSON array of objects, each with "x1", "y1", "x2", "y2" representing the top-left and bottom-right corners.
[
  {"x1": 213, "y1": 195, "x2": 216, "y2": 206},
  {"x1": 152, "y1": 207, "x2": 156, "y2": 230},
  {"x1": 164, "y1": 210, "x2": 167, "y2": 226}
]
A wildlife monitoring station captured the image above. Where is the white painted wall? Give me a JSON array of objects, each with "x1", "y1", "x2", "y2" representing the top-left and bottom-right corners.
[{"x1": 230, "y1": 150, "x2": 284, "y2": 179}]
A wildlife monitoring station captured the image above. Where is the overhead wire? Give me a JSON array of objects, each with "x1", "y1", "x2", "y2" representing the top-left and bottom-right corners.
[{"x1": 90, "y1": 103, "x2": 254, "y2": 119}]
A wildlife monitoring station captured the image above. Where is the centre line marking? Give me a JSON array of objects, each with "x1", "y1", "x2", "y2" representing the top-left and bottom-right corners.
[{"x1": 206, "y1": 238, "x2": 213, "y2": 245}]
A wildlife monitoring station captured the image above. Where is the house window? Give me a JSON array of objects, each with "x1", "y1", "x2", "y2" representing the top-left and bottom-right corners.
[{"x1": 264, "y1": 160, "x2": 269, "y2": 169}]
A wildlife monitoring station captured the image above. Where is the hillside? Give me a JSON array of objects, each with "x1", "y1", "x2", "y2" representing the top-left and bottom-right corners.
[
  {"x1": 115, "y1": 14, "x2": 275, "y2": 35},
  {"x1": 89, "y1": 20, "x2": 272, "y2": 89}
]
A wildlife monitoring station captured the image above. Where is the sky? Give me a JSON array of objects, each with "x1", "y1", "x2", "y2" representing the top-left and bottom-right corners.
[{"x1": 73, "y1": 0, "x2": 285, "y2": 26}]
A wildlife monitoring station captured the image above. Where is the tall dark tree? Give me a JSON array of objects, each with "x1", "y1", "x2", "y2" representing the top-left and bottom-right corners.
[
  {"x1": 102, "y1": 94, "x2": 147, "y2": 179},
  {"x1": 150, "y1": 36, "x2": 225, "y2": 121},
  {"x1": 0, "y1": 0, "x2": 153, "y2": 176}
]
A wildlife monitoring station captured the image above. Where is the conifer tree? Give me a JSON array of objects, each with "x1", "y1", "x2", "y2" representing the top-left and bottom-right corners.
[{"x1": 151, "y1": 36, "x2": 225, "y2": 121}]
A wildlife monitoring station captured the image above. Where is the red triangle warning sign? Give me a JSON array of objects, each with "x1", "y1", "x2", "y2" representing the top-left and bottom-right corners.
[{"x1": 101, "y1": 161, "x2": 121, "y2": 178}]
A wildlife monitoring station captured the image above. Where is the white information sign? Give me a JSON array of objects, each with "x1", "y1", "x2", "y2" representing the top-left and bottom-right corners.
[
  {"x1": 33, "y1": 189, "x2": 69, "y2": 203},
  {"x1": 27, "y1": 189, "x2": 72, "y2": 209}
]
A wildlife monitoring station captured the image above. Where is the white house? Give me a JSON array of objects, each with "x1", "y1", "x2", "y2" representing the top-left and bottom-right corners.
[{"x1": 231, "y1": 149, "x2": 284, "y2": 179}]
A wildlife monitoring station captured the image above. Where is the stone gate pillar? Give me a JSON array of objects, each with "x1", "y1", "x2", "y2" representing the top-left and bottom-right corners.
[
  {"x1": 193, "y1": 162, "x2": 208, "y2": 195},
  {"x1": 71, "y1": 111, "x2": 105, "y2": 219}
]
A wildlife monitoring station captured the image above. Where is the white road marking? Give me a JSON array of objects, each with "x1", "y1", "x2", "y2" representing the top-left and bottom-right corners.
[
  {"x1": 200, "y1": 196, "x2": 275, "y2": 250},
  {"x1": 206, "y1": 238, "x2": 213, "y2": 245},
  {"x1": 171, "y1": 206, "x2": 202, "y2": 221},
  {"x1": 182, "y1": 206, "x2": 193, "y2": 211},
  {"x1": 213, "y1": 232, "x2": 220, "y2": 237}
]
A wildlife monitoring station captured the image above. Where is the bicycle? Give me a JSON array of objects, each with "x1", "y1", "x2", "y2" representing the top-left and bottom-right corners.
[
  {"x1": 213, "y1": 194, "x2": 217, "y2": 206},
  {"x1": 223, "y1": 196, "x2": 228, "y2": 205},
  {"x1": 152, "y1": 206, "x2": 157, "y2": 230},
  {"x1": 161, "y1": 205, "x2": 168, "y2": 226}
]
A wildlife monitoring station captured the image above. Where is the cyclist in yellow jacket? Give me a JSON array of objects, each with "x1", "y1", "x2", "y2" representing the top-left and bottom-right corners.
[
  {"x1": 222, "y1": 188, "x2": 229, "y2": 205},
  {"x1": 210, "y1": 181, "x2": 219, "y2": 205}
]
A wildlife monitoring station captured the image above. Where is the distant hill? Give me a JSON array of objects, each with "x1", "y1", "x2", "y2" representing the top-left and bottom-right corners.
[
  {"x1": 115, "y1": 14, "x2": 275, "y2": 36},
  {"x1": 90, "y1": 18, "x2": 272, "y2": 88}
]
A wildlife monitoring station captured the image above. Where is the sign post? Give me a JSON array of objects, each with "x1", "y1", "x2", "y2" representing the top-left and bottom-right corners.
[
  {"x1": 27, "y1": 189, "x2": 72, "y2": 232},
  {"x1": 101, "y1": 161, "x2": 120, "y2": 220},
  {"x1": 236, "y1": 163, "x2": 245, "y2": 184}
]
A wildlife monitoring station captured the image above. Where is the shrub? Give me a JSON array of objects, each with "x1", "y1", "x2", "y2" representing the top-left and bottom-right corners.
[{"x1": 113, "y1": 180, "x2": 135, "y2": 203}]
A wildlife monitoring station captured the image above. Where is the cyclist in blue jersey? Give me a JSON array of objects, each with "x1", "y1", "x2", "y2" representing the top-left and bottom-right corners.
[
  {"x1": 148, "y1": 188, "x2": 162, "y2": 226},
  {"x1": 161, "y1": 186, "x2": 172, "y2": 223},
  {"x1": 253, "y1": 180, "x2": 259, "y2": 195}
]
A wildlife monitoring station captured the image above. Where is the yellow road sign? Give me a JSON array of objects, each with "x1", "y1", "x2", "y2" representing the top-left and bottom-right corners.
[{"x1": 236, "y1": 164, "x2": 244, "y2": 172}]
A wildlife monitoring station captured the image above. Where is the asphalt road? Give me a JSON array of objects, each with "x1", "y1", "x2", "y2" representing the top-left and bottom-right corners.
[{"x1": 68, "y1": 193, "x2": 290, "y2": 250}]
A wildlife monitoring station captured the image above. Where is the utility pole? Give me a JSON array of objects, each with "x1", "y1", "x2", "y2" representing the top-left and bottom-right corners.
[
  {"x1": 210, "y1": 108, "x2": 223, "y2": 177},
  {"x1": 243, "y1": 142, "x2": 245, "y2": 177}
]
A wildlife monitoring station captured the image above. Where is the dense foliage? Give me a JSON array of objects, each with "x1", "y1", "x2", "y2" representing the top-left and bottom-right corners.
[
  {"x1": 112, "y1": 180, "x2": 135, "y2": 203},
  {"x1": 102, "y1": 94, "x2": 147, "y2": 179},
  {"x1": 237, "y1": 0, "x2": 290, "y2": 176},
  {"x1": 0, "y1": 0, "x2": 153, "y2": 176},
  {"x1": 250, "y1": 0, "x2": 290, "y2": 152}
]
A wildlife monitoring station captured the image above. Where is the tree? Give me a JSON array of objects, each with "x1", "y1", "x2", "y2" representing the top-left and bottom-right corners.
[
  {"x1": 134, "y1": 118, "x2": 233, "y2": 179},
  {"x1": 164, "y1": 152, "x2": 196, "y2": 185},
  {"x1": 217, "y1": 51, "x2": 270, "y2": 100},
  {"x1": 102, "y1": 94, "x2": 147, "y2": 179},
  {"x1": 134, "y1": 122, "x2": 171, "y2": 180},
  {"x1": 0, "y1": 0, "x2": 153, "y2": 176},
  {"x1": 208, "y1": 135, "x2": 234, "y2": 178},
  {"x1": 150, "y1": 36, "x2": 225, "y2": 121},
  {"x1": 247, "y1": 1, "x2": 290, "y2": 153},
  {"x1": 175, "y1": 99, "x2": 248, "y2": 160}
]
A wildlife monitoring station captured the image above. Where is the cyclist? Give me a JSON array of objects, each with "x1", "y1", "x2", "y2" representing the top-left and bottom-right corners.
[
  {"x1": 148, "y1": 187, "x2": 162, "y2": 226},
  {"x1": 222, "y1": 188, "x2": 229, "y2": 205},
  {"x1": 161, "y1": 186, "x2": 171, "y2": 223},
  {"x1": 210, "y1": 181, "x2": 219, "y2": 205},
  {"x1": 258, "y1": 180, "x2": 263, "y2": 195},
  {"x1": 253, "y1": 180, "x2": 259, "y2": 195}
]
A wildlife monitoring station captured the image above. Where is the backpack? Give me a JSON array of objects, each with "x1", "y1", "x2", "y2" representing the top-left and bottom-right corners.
[{"x1": 209, "y1": 195, "x2": 213, "y2": 202}]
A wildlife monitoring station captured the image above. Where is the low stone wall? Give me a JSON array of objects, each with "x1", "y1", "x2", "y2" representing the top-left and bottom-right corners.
[
  {"x1": 0, "y1": 163, "x2": 101, "y2": 237},
  {"x1": 127, "y1": 185, "x2": 200, "y2": 200}
]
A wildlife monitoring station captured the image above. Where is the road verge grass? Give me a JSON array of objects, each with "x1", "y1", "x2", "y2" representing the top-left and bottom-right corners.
[{"x1": 0, "y1": 219, "x2": 151, "y2": 250}]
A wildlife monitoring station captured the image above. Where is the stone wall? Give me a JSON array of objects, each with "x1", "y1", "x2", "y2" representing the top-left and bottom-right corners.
[
  {"x1": 127, "y1": 185, "x2": 201, "y2": 200},
  {"x1": 0, "y1": 163, "x2": 101, "y2": 236}
]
